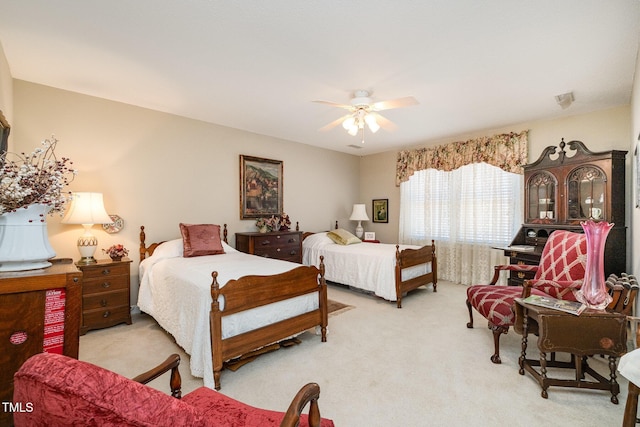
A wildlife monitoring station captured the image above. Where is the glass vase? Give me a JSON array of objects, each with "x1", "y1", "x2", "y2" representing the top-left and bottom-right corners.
[{"x1": 576, "y1": 220, "x2": 613, "y2": 310}]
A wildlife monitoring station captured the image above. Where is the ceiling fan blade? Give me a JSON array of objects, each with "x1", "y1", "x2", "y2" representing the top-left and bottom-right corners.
[
  {"x1": 370, "y1": 112, "x2": 397, "y2": 131},
  {"x1": 313, "y1": 100, "x2": 352, "y2": 110},
  {"x1": 318, "y1": 114, "x2": 352, "y2": 132},
  {"x1": 371, "y1": 96, "x2": 419, "y2": 111}
]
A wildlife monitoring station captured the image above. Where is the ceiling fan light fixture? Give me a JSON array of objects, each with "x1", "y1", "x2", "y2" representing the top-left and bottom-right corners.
[
  {"x1": 342, "y1": 116, "x2": 356, "y2": 130},
  {"x1": 347, "y1": 125, "x2": 359, "y2": 136},
  {"x1": 365, "y1": 114, "x2": 380, "y2": 133}
]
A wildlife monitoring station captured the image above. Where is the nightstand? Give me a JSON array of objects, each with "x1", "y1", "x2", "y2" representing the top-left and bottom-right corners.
[
  {"x1": 76, "y1": 259, "x2": 132, "y2": 335},
  {"x1": 235, "y1": 230, "x2": 303, "y2": 263}
]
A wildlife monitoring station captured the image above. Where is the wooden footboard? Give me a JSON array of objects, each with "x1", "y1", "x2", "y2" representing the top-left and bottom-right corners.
[
  {"x1": 395, "y1": 241, "x2": 437, "y2": 308},
  {"x1": 209, "y1": 257, "x2": 328, "y2": 390}
]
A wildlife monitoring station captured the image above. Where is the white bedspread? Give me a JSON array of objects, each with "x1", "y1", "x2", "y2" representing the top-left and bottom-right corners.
[
  {"x1": 302, "y1": 232, "x2": 431, "y2": 301},
  {"x1": 138, "y1": 239, "x2": 318, "y2": 389}
]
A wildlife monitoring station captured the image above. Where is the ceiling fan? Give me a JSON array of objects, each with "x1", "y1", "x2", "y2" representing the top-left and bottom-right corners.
[{"x1": 314, "y1": 90, "x2": 419, "y2": 142}]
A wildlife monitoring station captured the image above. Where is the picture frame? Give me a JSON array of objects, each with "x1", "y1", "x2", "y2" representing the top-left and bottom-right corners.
[
  {"x1": 0, "y1": 110, "x2": 10, "y2": 155},
  {"x1": 372, "y1": 199, "x2": 388, "y2": 223},
  {"x1": 364, "y1": 231, "x2": 376, "y2": 241},
  {"x1": 636, "y1": 139, "x2": 640, "y2": 208},
  {"x1": 240, "y1": 155, "x2": 283, "y2": 219}
]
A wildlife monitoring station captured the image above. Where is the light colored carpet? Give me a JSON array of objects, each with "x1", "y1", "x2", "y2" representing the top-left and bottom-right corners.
[{"x1": 79, "y1": 282, "x2": 631, "y2": 426}]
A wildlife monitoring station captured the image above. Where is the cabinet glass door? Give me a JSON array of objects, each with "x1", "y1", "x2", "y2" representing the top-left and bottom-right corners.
[
  {"x1": 567, "y1": 166, "x2": 605, "y2": 221},
  {"x1": 527, "y1": 171, "x2": 556, "y2": 222}
]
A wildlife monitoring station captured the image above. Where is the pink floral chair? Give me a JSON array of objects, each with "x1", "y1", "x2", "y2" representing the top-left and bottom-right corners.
[
  {"x1": 466, "y1": 230, "x2": 587, "y2": 363},
  {"x1": 13, "y1": 352, "x2": 334, "y2": 427}
]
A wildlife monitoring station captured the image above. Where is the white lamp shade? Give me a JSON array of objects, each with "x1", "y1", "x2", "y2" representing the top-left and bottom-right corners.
[
  {"x1": 62, "y1": 192, "x2": 112, "y2": 225},
  {"x1": 349, "y1": 204, "x2": 370, "y2": 221}
]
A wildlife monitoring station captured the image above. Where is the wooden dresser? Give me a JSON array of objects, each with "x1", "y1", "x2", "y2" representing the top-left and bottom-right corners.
[
  {"x1": 76, "y1": 259, "x2": 132, "y2": 335},
  {"x1": 235, "y1": 230, "x2": 303, "y2": 263},
  {"x1": 0, "y1": 261, "x2": 82, "y2": 426}
]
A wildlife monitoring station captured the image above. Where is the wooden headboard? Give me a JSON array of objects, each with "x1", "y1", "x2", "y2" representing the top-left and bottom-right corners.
[{"x1": 139, "y1": 224, "x2": 228, "y2": 261}]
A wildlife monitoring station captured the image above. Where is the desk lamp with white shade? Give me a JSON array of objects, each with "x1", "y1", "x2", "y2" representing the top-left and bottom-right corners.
[
  {"x1": 61, "y1": 192, "x2": 113, "y2": 265},
  {"x1": 349, "y1": 203, "x2": 370, "y2": 239}
]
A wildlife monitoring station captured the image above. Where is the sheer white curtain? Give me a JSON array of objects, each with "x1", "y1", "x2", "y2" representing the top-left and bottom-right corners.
[{"x1": 399, "y1": 162, "x2": 523, "y2": 285}]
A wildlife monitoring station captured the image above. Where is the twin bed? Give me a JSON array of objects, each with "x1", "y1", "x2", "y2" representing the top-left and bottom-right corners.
[
  {"x1": 137, "y1": 225, "x2": 328, "y2": 390},
  {"x1": 137, "y1": 223, "x2": 437, "y2": 390},
  {"x1": 301, "y1": 229, "x2": 437, "y2": 308}
]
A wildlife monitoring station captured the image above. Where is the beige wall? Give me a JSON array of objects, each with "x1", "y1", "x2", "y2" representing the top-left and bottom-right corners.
[
  {"x1": 361, "y1": 106, "x2": 633, "y2": 250},
  {"x1": 9, "y1": 80, "x2": 360, "y2": 303},
  {"x1": 0, "y1": 41, "x2": 12, "y2": 123}
]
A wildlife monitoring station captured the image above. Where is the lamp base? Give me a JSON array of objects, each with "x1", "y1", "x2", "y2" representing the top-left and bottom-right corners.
[
  {"x1": 76, "y1": 256, "x2": 98, "y2": 265},
  {"x1": 355, "y1": 221, "x2": 364, "y2": 239}
]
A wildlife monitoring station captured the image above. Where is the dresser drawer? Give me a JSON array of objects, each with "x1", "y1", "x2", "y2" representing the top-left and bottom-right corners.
[
  {"x1": 236, "y1": 231, "x2": 303, "y2": 263},
  {"x1": 83, "y1": 289, "x2": 129, "y2": 311},
  {"x1": 252, "y1": 233, "x2": 300, "y2": 249},
  {"x1": 81, "y1": 262, "x2": 129, "y2": 280},
  {"x1": 254, "y1": 246, "x2": 300, "y2": 260},
  {"x1": 82, "y1": 275, "x2": 129, "y2": 294}
]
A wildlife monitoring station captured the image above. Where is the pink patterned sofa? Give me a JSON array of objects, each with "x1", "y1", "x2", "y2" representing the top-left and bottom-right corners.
[
  {"x1": 13, "y1": 352, "x2": 334, "y2": 427},
  {"x1": 466, "y1": 230, "x2": 587, "y2": 363}
]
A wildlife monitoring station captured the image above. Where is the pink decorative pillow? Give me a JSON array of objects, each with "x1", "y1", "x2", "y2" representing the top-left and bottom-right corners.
[{"x1": 179, "y1": 223, "x2": 225, "y2": 257}]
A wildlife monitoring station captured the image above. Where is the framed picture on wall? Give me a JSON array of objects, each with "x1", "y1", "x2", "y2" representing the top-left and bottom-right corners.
[
  {"x1": 240, "y1": 155, "x2": 283, "y2": 219},
  {"x1": 372, "y1": 199, "x2": 388, "y2": 223},
  {"x1": 0, "y1": 110, "x2": 10, "y2": 155},
  {"x1": 636, "y1": 139, "x2": 640, "y2": 208}
]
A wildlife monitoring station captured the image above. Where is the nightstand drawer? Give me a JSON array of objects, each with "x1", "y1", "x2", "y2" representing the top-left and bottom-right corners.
[
  {"x1": 81, "y1": 262, "x2": 129, "y2": 279},
  {"x1": 83, "y1": 289, "x2": 129, "y2": 311},
  {"x1": 82, "y1": 275, "x2": 129, "y2": 294},
  {"x1": 83, "y1": 306, "x2": 131, "y2": 329},
  {"x1": 254, "y1": 246, "x2": 300, "y2": 260}
]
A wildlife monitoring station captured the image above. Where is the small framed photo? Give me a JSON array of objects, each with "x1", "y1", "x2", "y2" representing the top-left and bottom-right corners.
[
  {"x1": 364, "y1": 232, "x2": 376, "y2": 241},
  {"x1": 372, "y1": 199, "x2": 388, "y2": 223}
]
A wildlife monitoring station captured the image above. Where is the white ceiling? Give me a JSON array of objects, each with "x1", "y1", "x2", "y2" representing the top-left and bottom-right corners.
[{"x1": 0, "y1": 1, "x2": 639, "y2": 156}]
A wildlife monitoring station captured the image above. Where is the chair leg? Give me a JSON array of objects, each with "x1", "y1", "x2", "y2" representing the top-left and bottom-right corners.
[
  {"x1": 466, "y1": 299, "x2": 474, "y2": 328},
  {"x1": 623, "y1": 381, "x2": 640, "y2": 427},
  {"x1": 490, "y1": 324, "x2": 508, "y2": 364}
]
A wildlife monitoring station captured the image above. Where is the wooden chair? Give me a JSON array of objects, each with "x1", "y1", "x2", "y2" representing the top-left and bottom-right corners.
[
  {"x1": 13, "y1": 352, "x2": 333, "y2": 427},
  {"x1": 466, "y1": 230, "x2": 587, "y2": 363}
]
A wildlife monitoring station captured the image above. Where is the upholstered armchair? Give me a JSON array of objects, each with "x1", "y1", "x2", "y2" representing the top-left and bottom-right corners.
[
  {"x1": 13, "y1": 352, "x2": 334, "y2": 427},
  {"x1": 466, "y1": 230, "x2": 587, "y2": 363}
]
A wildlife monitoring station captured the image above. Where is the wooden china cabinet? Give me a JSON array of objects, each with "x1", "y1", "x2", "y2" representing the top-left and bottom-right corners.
[{"x1": 505, "y1": 139, "x2": 627, "y2": 286}]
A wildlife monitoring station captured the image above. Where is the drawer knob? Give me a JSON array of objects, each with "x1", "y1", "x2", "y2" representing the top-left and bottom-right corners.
[
  {"x1": 517, "y1": 261, "x2": 525, "y2": 265},
  {"x1": 100, "y1": 299, "x2": 107, "y2": 307},
  {"x1": 261, "y1": 240, "x2": 270, "y2": 245},
  {"x1": 290, "y1": 250, "x2": 296, "y2": 255},
  {"x1": 102, "y1": 282, "x2": 111, "y2": 288},
  {"x1": 102, "y1": 269, "x2": 111, "y2": 275},
  {"x1": 288, "y1": 238, "x2": 296, "y2": 243},
  {"x1": 517, "y1": 272, "x2": 525, "y2": 279},
  {"x1": 103, "y1": 311, "x2": 111, "y2": 318},
  {"x1": 276, "y1": 248, "x2": 281, "y2": 252}
]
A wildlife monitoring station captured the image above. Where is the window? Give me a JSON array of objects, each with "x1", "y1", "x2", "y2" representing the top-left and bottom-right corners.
[{"x1": 400, "y1": 163, "x2": 523, "y2": 247}]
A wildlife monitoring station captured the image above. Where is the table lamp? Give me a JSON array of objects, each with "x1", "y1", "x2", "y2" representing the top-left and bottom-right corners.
[
  {"x1": 349, "y1": 203, "x2": 369, "y2": 239},
  {"x1": 62, "y1": 192, "x2": 113, "y2": 264}
]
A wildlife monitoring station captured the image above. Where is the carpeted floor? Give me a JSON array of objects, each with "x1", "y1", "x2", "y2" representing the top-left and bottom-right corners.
[{"x1": 79, "y1": 282, "x2": 632, "y2": 426}]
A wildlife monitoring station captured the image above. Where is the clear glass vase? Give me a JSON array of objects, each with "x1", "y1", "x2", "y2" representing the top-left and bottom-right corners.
[{"x1": 576, "y1": 220, "x2": 613, "y2": 310}]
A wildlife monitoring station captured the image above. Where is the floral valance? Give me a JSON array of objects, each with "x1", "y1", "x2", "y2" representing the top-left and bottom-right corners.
[{"x1": 395, "y1": 130, "x2": 528, "y2": 186}]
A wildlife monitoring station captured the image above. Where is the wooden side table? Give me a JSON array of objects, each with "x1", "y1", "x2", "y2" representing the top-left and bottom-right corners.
[
  {"x1": 76, "y1": 259, "x2": 132, "y2": 335},
  {"x1": 514, "y1": 299, "x2": 627, "y2": 403}
]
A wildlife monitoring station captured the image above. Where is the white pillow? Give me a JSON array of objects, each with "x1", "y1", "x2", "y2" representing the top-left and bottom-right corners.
[{"x1": 149, "y1": 238, "x2": 183, "y2": 260}]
